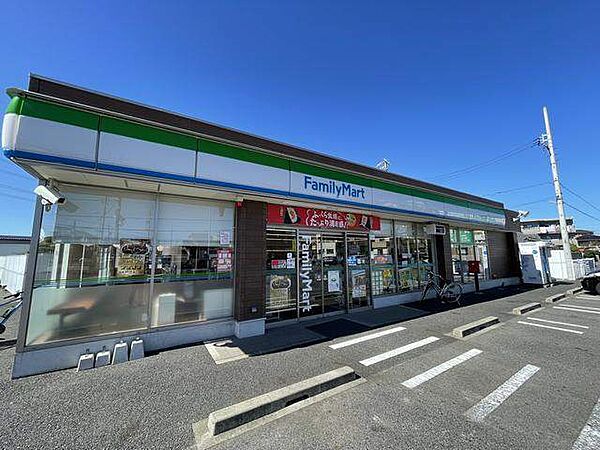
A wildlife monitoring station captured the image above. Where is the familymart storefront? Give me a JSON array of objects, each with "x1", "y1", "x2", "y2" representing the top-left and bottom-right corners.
[{"x1": 3, "y1": 75, "x2": 521, "y2": 377}]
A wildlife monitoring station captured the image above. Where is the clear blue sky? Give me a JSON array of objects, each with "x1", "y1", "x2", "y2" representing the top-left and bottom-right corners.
[{"x1": 1, "y1": 1, "x2": 599, "y2": 235}]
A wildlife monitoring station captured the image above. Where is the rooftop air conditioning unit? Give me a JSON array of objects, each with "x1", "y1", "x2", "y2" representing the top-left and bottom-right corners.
[{"x1": 425, "y1": 224, "x2": 446, "y2": 236}]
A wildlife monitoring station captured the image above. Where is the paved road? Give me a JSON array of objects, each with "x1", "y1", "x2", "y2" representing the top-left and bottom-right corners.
[{"x1": 1, "y1": 283, "x2": 598, "y2": 449}]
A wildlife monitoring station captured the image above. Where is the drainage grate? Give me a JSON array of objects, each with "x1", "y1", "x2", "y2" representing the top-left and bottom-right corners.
[{"x1": 307, "y1": 319, "x2": 370, "y2": 339}]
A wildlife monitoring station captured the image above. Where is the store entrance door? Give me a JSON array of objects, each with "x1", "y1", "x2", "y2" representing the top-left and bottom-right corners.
[
  {"x1": 298, "y1": 232, "x2": 347, "y2": 318},
  {"x1": 322, "y1": 233, "x2": 346, "y2": 314}
]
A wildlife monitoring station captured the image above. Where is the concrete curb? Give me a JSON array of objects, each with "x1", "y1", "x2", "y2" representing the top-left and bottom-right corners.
[
  {"x1": 566, "y1": 287, "x2": 584, "y2": 296},
  {"x1": 206, "y1": 366, "x2": 357, "y2": 436},
  {"x1": 452, "y1": 316, "x2": 499, "y2": 338},
  {"x1": 545, "y1": 293, "x2": 566, "y2": 303},
  {"x1": 512, "y1": 302, "x2": 542, "y2": 315}
]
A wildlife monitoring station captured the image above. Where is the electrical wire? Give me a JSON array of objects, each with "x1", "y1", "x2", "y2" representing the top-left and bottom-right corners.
[
  {"x1": 487, "y1": 181, "x2": 551, "y2": 196},
  {"x1": 564, "y1": 201, "x2": 600, "y2": 224},
  {"x1": 430, "y1": 139, "x2": 538, "y2": 181},
  {"x1": 561, "y1": 183, "x2": 600, "y2": 214},
  {"x1": 512, "y1": 197, "x2": 555, "y2": 207}
]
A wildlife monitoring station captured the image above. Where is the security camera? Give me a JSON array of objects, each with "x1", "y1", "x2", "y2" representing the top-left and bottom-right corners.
[
  {"x1": 34, "y1": 185, "x2": 65, "y2": 206},
  {"x1": 512, "y1": 210, "x2": 530, "y2": 222}
]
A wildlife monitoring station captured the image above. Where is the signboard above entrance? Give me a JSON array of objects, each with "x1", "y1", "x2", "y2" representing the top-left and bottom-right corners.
[{"x1": 267, "y1": 204, "x2": 381, "y2": 231}]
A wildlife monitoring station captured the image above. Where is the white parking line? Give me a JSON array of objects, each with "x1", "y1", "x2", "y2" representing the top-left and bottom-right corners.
[
  {"x1": 517, "y1": 321, "x2": 584, "y2": 334},
  {"x1": 402, "y1": 349, "x2": 482, "y2": 389},
  {"x1": 465, "y1": 364, "x2": 540, "y2": 422},
  {"x1": 359, "y1": 336, "x2": 439, "y2": 367},
  {"x1": 555, "y1": 306, "x2": 600, "y2": 315},
  {"x1": 577, "y1": 295, "x2": 599, "y2": 301},
  {"x1": 528, "y1": 317, "x2": 589, "y2": 329},
  {"x1": 329, "y1": 326, "x2": 406, "y2": 349},
  {"x1": 572, "y1": 394, "x2": 600, "y2": 449},
  {"x1": 563, "y1": 304, "x2": 600, "y2": 311}
]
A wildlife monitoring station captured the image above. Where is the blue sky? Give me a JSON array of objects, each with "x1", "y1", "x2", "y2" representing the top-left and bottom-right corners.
[{"x1": 1, "y1": 1, "x2": 599, "y2": 235}]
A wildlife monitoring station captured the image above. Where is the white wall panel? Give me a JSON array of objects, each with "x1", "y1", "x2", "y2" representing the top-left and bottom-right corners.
[
  {"x1": 1, "y1": 113, "x2": 18, "y2": 150},
  {"x1": 98, "y1": 132, "x2": 196, "y2": 178},
  {"x1": 16, "y1": 116, "x2": 97, "y2": 163},
  {"x1": 196, "y1": 152, "x2": 289, "y2": 193}
]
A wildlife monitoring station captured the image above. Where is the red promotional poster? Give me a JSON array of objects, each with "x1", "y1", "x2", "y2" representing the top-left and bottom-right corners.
[{"x1": 267, "y1": 204, "x2": 380, "y2": 231}]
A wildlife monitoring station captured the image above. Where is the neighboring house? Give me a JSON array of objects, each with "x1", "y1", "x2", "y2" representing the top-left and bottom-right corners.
[
  {"x1": 520, "y1": 218, "x2": 578, "y2": 246},
  {"x1": 575, "y1": 233, "x2": 600, "y2": 251},
  {"x1": 0, "y1": 235, "x2": 30, "y2": 293}
]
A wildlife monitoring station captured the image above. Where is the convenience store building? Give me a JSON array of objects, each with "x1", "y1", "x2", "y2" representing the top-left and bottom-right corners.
[{"x1": 3, "y1": 75, "x2": 521, "y2": 377}]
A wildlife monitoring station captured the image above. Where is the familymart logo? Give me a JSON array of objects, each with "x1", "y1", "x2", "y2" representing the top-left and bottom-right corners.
[{"x1": 303, "y1": 175, "x2": 366, "y2": 200}]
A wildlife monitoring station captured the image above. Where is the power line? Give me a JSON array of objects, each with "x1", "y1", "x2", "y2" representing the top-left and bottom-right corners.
[
  {"x1": 430, "y1": 139, "x2": 537, "y2": 181},
  {"x1": 564, "y1": 201, "x2": 600, "y2": 224},
  {"x1": 561, "y1": 183, "x2": 600, "y2": 215},
  {"x1": 487, "y1": 181, "x2": 551, "y2": 196},
  {"x1": 512, "y1": 197, "x2": 555, "y2": 207}
]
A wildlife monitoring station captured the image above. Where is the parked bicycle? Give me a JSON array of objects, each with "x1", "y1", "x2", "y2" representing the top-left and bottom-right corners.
[
  {"x1": 0, "y1": 291, "x2": 23, "y2": 334},
  {"x1": 420, "y1": 270, "x2": 462, "y2": 305}
]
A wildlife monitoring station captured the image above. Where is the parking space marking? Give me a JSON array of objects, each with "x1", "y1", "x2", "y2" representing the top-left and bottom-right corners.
[
  {"x1": 528, "y1": 317, "x2": 589, "y2": 329},
  {"x1": 329, "y1": 326, "x2": 406, "y2": 349},
  {"x1": 401, "y1": 349, "x2": 482, "y2": 389},
  {"x1": 554, "y1": 306, "x2": 600, "y2": 315},
  {"x1": 563, "y1": 304, "x2": 600, "y2": 311},
  {"x1": 576, "y1": 295, "x2": 599, "y2": 301},
  {"x1": 517, "y1": 321, "x2": 584, "y2": 334},
  {"x1": 572, "y1": 394, "x2": 600, "y2": 450},
  {"x1": 465, "y1": 364, "x2": 540, "y2": 422},
  {"x1": 359, "y1": 336, "x2": 439, "y2": 367}
]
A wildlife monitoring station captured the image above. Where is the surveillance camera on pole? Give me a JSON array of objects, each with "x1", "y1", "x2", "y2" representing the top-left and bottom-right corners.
[
  {"x1": 34, "y1": 184, "x2": 65, "y2": 210},
  {"x1": 512, "y1": 210, "x2": 530, "y2": 222}
]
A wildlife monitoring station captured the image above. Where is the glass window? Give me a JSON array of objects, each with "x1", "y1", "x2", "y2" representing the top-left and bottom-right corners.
[
  {"x1": 347, "y1": 234, "x2": 370, "y2": 308},
  {"x1": 265, "y1": 229, "x2": 298, "y2": 322},
  {"x1": 150, "y1": 196, "x2": 234, "y2": 327},
  {"x1": 27, "y1": 186, "x2": 155, "y2": 345},
  {"x1": 450, "y1": 227, "x2": 479, "y2": 283},
  {"x1": 474, "y1": 230, "x2": 490, "y2": 280},
  {"x1": 370, "y1": 219, "x2": 396, "y2": 297},
  {"x1": 395, "y1": 222, "x2": 419, "y2": 292}
]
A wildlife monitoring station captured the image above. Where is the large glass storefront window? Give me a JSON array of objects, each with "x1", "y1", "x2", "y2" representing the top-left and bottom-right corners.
[
  {"x1": 370, "y1": 220, "x2": 396, "y2": 297},
  {"x1": 28, "y1": 187, "x2": 155, "y2": 345},
  {"x1": 151, "y1": 196, "x2": 234, "y2": 327},
  {"x1": 415, "y1": 226, "x2": 434, "y2": 286},
  {"x1": 264, "y1": 211, "x2": 440, "y2": 323},
  {"x1": 27, "y1": 185, "x2": 234, "y2": 345},
  {"x1": 265, "y1": 229, "x2": 298, "y2": 322}
]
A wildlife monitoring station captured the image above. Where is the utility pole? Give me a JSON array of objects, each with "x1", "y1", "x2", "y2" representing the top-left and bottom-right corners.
[{"x1": 541, "y1": 106, "x2": 575, "y2": 281}]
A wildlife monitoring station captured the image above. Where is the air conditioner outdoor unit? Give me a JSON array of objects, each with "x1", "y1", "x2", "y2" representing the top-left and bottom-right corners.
[{"x1": 425, "y1": 223, "x2": 446, "y2": 235}]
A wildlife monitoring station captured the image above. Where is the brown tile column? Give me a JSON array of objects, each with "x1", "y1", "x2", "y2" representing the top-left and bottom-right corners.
[{"x1": 233, "y1": 200, "x2": 267, "y2": 336}]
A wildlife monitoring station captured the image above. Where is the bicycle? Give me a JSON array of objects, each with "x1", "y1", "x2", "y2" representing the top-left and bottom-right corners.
[
  {"x1": 420, "y1": 270, "x2": 462, "y2": 305},
  {"x1": 0, "y1": 291, "x2": 23, "y2": 334}
]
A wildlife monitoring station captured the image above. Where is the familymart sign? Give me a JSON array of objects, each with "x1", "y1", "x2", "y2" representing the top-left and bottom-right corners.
[{"x1": 291, "y1": 173, "x2": 373, "y2": 205}]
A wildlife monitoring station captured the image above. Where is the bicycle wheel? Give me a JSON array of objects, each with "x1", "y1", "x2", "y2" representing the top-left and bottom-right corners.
[{"x1": 441, "y1": 282, "x2": 462, "y2": 305}]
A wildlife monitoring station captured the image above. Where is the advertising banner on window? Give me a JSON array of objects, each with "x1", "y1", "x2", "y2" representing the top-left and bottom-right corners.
[{"x1": 267, "y1": 204, "x2": 380, "y2": 231}]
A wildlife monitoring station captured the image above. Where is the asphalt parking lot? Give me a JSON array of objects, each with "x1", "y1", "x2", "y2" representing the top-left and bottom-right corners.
[{"x1": 1, "y1": 282, "x2": 599, "y2": 449}]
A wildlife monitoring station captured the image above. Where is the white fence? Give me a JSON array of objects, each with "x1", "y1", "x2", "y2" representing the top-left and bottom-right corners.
[
  {"x1": 548, "y1": 249, "x2": 597, "y2": 280},
  {"x1": 0, "y1": 254, "x2": 27, "y2": 293}
]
